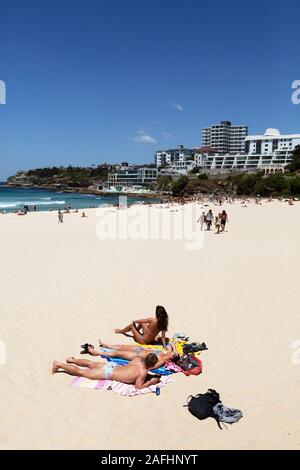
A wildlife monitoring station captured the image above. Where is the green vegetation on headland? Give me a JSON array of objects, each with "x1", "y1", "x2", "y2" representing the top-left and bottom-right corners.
[{"x1": 5, "y1": 165, "x2": 109, "y2": 192}]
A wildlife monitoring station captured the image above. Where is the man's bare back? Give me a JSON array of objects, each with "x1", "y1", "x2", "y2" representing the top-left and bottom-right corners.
[
  {"x1": 52, "y1": 352, "x2": 159, "y2": 389},
  {"x1": 109, "y1": 357, "x2": 147, "y2": 385}
]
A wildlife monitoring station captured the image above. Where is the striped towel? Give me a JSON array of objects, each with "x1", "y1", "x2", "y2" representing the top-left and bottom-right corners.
[
  {"x1": 70, "y1": 375, "x2": 172, "y2": 396},
  {"x1": 164, "y1": 360, "x2": 183, "y2": 373}
]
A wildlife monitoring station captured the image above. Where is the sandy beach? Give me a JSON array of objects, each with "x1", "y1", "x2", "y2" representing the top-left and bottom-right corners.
[{"x1": 0, "y1": 200, "x2": 300, "y2": 450}]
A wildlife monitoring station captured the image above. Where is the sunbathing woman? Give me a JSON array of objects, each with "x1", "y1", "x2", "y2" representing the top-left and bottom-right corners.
[
  {"x1": 85, "y1": 340, "x2": 178, "y2": 369},
  {"x1": 114, "y1": 305, "x2": 169, "y2": 349}
]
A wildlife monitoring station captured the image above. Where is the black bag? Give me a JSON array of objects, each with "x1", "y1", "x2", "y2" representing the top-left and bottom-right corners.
[
  {"x1": 184, "y1": 389, "x2": 222, "y2": 428},
  {"x1": 183, "y1": 342, "x2": 208, "y2": 354}
]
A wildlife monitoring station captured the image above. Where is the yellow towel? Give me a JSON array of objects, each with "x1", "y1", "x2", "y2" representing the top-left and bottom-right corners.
[{"x1": 135, "y1": 340, "x2": 200, "y2": 357}]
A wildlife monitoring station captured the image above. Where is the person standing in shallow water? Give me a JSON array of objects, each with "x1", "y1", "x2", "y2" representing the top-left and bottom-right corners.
[{"x1": 114, "y1": 305, "x2": 169, "y2": 349}]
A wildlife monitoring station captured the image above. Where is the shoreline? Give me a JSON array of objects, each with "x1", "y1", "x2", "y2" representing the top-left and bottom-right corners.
[
  {"x1": 0, "y1": 184, "x2": 166, "y2": 214},
  {"x1": 2, "y1": 183, "x2": 165, "y2": 199}
]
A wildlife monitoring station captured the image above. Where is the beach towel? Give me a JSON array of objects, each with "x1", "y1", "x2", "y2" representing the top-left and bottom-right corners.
[
  {"x1": 164, "y1": 360, "x2": 183, "y2": 373},
  {"x1": 70, "y1": 375, "x2": 172, "y2": 397}
]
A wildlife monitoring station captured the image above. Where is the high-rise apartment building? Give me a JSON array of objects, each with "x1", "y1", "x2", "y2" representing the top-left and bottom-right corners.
[{"x1": 202, "y1": 121, "x2": 248, "y2": 154}]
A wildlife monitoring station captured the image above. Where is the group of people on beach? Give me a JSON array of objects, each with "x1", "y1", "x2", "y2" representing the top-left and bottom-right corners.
[
  {"x1": 57, "y1": 208, "x2": 88, "y2": 223},
  {"x1": 52, "y1": 306, "x2": 176, "y2": 389},
  {"x1": 197, "y1": 209, "x2": 228, "y2": 233}
]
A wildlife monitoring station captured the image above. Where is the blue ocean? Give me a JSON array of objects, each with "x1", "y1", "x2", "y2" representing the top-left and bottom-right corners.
[{"x1": 0, "y1": 184, "x2": 157, "y2": 212}]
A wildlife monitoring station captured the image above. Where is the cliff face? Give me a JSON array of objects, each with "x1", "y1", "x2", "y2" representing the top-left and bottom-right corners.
[{"x1": 6, "y1": 171, "x2": 49, "y2": 188}]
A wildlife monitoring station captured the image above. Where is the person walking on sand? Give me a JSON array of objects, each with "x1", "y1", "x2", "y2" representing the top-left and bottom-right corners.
[
  {"x1": 52, "y1": 352, "x2": 159, "y2": 389},
  {"x1": 206, "y1": 209, "x2": 213, "y2": 230},
  {"x1": 220, "y1": 210, "x2": 228, "y2": 232},
  {"x1": 197, "y1": 211, "x2": 206, "y2": 231},
  {"x1": 58, "y1": 209, "x2": 63, "y2": 223},
  {"x1": 114, "y1": 305, "x2": 169, "y2": 349},
  {"x1": 215, "y1": 213, "x2": 221, "y2": 234},
  {"x1": 85, "y1": 341, "x2": 179, "y2": 369}
]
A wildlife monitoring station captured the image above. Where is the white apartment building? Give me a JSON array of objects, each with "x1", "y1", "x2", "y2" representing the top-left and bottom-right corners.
[
  {"x1": 200, "y1": 128, "x2": 300, "y2": 171},
  {"x1": 167, "y1": 160, "x2": 195, "y2": 175},
  {"x1": 245, "y1": 128, "x2": 300, "y2": 156},
  {"x1": 107, "y1": 167, "x2": 158, "y2": 187},
  {"x1": 202, "y1": 121, "x2": 248, "y2": 155},
  {"x1": 155, "y1": 145, "x2": 194, "y2": 168},
  {"x1": 154, "y1": 128, "x2": 300, "y2": 175}
]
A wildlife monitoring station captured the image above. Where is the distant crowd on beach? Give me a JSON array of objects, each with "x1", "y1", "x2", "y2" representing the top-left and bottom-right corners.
[
  {"x1": 57, "y1": 208, "x2": 88, "y2": 223},
  {"x1": 0, "y1": 194, "x2": 298, "y2": 217}
]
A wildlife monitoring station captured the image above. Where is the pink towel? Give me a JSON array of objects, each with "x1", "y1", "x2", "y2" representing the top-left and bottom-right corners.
[
  {"x1": 70, "y1": 375, "x2": 172, "y2": 396},
  {"x1": 164, "y1": 360, "x2": 184, "y2": 373}
]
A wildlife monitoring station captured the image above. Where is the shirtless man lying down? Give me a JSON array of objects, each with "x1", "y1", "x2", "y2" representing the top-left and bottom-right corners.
[{"x1": 52, "y1": 352, "x2": 159, "y2": 389}]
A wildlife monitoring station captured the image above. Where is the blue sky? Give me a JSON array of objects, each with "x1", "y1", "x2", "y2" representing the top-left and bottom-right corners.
[{"x1": 0, "y1": 0, "x2": 300, "y2": 180}]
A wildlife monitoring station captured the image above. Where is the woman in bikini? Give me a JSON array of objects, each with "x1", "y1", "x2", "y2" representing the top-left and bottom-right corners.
[
  {"x1": 114, "y1": 305, "x2": 169, "y2": 349},
  {"x1": 85, "y1": 340, "x2": 178, "y2": 368}
]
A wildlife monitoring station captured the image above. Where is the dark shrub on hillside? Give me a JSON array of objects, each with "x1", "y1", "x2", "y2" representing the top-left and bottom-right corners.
[
  {"x1": 264, "y1": 174, "x2": 289, "y2": 195},
  {"x1": 289, "y1": 177, "x2": 300, "y2": 195},
  {"x1": 198, "y1": 173, "x2": 208, "y2": 180},
  {"x1": 171, "y1": 176, "x2": 189, "y2": 196},
  {"x1": 156, "y1": 175, "x2": 173, "y2": 191},
  {"x1": 286, "y1": 146, "x2": 300, "y2": 173},
  {"x1": 235, "y1": 175, "x2": 258, "y2": 195}
]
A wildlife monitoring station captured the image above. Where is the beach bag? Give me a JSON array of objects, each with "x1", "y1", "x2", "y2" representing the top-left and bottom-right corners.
[
  {"x1": 181, "y1": 356, "x2": 202, "y2": 376},
  {"x1": 184, "y1": 389, "x2": 243, "y2": 429},
  {"x1": 177, "y1": 354, "x2": 198, "y2": 371},
  {"x1": 184, "y1": 389, "x2": 221, "y2": 427}
]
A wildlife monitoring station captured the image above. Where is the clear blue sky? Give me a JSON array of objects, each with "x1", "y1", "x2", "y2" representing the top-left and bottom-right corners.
[{"x1": 1, "y1": 0, "x2": 300, "y2": 180}]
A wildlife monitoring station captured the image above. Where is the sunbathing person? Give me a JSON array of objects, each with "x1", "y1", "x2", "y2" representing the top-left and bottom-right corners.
[
  {"x1": 114, "y1": 305, "x2": 169, "y2": 348},
  {"x1": 52, "y1": 352, "x2": 159, "y2": 389},
  {"x1": 85, "y1": 340, "x2": 179, "y2": 369}
]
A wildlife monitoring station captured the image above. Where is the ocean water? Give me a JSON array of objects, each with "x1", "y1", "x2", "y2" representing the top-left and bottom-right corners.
[{"x1": 0, "y1": 184, "x2": 157, "y2": 212}]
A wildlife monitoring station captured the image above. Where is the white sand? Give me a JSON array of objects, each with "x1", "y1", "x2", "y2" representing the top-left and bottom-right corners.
[{"x1": 0, "y1": 201, "x2": 300, "y2": 449}]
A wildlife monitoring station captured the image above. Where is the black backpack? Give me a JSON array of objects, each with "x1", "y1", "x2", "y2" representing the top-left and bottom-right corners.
[{"x1": 184, "y1": 389, "x2": 222, "y2": 429}]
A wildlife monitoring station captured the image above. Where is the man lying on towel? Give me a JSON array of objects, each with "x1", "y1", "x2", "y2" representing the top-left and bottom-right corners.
[
  {"x1": 84, "y1": 339, "x2": 179, "y2": 369},
  {"x1": 52, "y1": 353, "x2": 159, "y2": 389}
]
